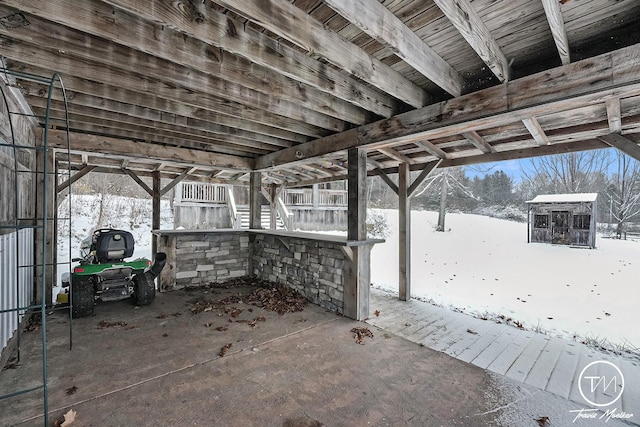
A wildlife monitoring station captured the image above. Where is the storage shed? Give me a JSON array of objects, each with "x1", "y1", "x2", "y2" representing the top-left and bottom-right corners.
[{"x1": 526, "y1": 193, "x2": 598, "y2": 248}]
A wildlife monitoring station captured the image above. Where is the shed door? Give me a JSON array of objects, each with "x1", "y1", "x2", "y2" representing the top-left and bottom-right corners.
[{"x1": 551, "y1": 211, "x2": 570, "y2": 244}]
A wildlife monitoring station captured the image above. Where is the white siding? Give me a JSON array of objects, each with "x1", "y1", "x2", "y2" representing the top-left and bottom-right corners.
[{"x1": 0, "y1": 228, "x2": 34, "y2": 352}]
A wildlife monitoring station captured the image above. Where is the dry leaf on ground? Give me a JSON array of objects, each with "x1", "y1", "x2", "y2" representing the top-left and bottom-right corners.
[{"x1": 351, "y1": 327, "x2": 374, "y2": 345}]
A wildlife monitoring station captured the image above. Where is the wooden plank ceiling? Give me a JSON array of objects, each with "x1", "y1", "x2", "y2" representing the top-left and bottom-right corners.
[{"x1": 0, "y1": 0, "x2": 639, "y2": 186}]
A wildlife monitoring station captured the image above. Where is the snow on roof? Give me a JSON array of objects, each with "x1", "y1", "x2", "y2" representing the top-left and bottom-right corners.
[{"x1": 526, "y1": 193, "x2": 598, "y2": 203}]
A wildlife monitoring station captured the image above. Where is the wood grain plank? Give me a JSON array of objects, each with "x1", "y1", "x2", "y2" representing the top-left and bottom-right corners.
[
  {"x1": 0, "y1": 29, "x2": 346, "y2": 133},
  {"x1": 470, "y1": 328, "x2": 519, "y2": 369},
  {"x1": 605, "y1": 98, "x2": 622, "y2": 133},
  {"x1": 16, "y1": 69, "x2": 322, "y2": 140},
  {"x1": 544, "y1": 341, "x2": 581, "y2": 398},
  {"x1": 599, "y1": 133, "x2": 640, "y2": 162},
  {"x1": 541, "y1": 0, "x2": 570, "y2": 65},
  {"x1": 522, "y1": 117, "x2": 551, "y2": 146},
  {"x1": 324, "y1": 0, "x2": 463, "y2": 96},
  {"x1": 0, "y1": 2, "x2": 368, "y2": 126},
  {"x1": 256, "y1": 43, "x2": 640, "y2": 170},
  {"x1": 523, "y1": 337, "x2": 565, "y2": 390},
  {"x1": 213, "y1": 0, "x2": 427, "y2": 107},
  {"x1": 42, "y1": 129, "x2": 253, "y2": 170},
  {"x1": 486, "y1": 330, "x2": 536, "y2": 375},
  {"x1": 432, "y1": 0, "x2": 510, "y2": 82},
  {"x1": 15, "y1": 0, "x2": 397, "y2": 118}
]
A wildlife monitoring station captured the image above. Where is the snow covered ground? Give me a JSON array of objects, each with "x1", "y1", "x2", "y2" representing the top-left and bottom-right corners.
[
  {"x1": 56, "y1": 196, "x2": 639, "y2": 352},
  {"x1": 369, "y1": 209, "x2": 640, "y2": 352}
]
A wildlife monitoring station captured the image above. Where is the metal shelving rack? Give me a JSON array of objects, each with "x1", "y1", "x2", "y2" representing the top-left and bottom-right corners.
[{"x1": 0, "y1": 67, "x2": 72, "y2": 426}]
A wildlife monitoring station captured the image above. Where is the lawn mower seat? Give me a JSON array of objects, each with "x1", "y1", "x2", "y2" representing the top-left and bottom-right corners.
[{"x1": 93, "y1": 229, "x2": 135, "y2": 263}]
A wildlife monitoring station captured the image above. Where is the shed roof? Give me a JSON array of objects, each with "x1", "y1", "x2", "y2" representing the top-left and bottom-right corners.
[{"x1": 526, "y1": 193, "x2": 598, "y2": 204}]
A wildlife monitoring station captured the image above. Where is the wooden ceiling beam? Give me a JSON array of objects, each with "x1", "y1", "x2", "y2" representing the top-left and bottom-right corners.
[
  {"x1": 93, "y1": 0, "x2": 397, "y2": 118},
  {"x1": 300, "y1": 164, "x2": 333, "y2": 178},
  {"x1": 24, "y1": 87, "x2": 297, "y2": 148},
  {"x1": 41, "y1": 129, "x2": 254, "y2": 171},
  {"x1": 0, "y1": 3, "x2": 368, "y2": 127},
  {"x1": 605, "y1": 98, "x2": 622, "y2": 133},
  {"x1": 431, "y1": 0, "x2": 510, "y2": 82},
  {"x1": 413, "y1": 140, "x2": 449, "y2": 160},
  {"x1": 212, "y1": 0, "x2": 428, "y2": 108},
  {"x1": 255, "y1": 43, "x2": 640, "y2": 170},
  {"x1": 522, "y1": 117, "x2": 551, "y2": 146},
  {"x1": 599, "y1": 133, "x2": 640, "y2": 162},
  {"x1": 377, "y1": 147, "x2": 415, "y2": 164},
  {"x1": 0, "y1": 28, "x2": 346, "y2": 134},
  {"x1": 541, "y1": 0, "x2": 571, "y2": 65},
  {"x1": 30, "y1": 100, "x2": 285, "y2": 154},
  {"x1": 16, "y1": 69, "x2": 321, "y2": 140},
  {"x1": 282, "y1": 138, "x2": 613, "y2": 188},
  {"x1": 33, "y1": 109, "x2": 267, "y2": 157},
  {"x1": 365, "y1": 157, "x2": 386, "y2": 170},
  {"x1": 324, "y1": 0, "x2": 462, "y2": 97},
  {"x1": 462, "y1": 131, "x2": 494, "y2": 154}
]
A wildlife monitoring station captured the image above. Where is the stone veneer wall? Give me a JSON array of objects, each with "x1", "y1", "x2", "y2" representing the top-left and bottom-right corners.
[
  {"x1": 156, "y1": 230, "x2": 364, "y2": 316},
  {"x1": 172, "y1": 232, "x2": 249, "y2": 288},
  {"x1": 251, "y1": 233, "x2": 345, "y2": 314}
]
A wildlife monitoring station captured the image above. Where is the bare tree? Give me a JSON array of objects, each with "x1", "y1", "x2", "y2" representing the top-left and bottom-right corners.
[
  {"x1": 521, "y1": 151, "x2": 611, "y2": 196},
  {"x1": 413, "y1": 167, "x2": 477, "y2": 231},
  {"x1": 606, "y1": 151, "x2": 640, "y2": 238}
]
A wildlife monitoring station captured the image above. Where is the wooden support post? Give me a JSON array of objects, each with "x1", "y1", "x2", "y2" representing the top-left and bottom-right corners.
[
  {"x1": 344, "y1": 148, "x2": 369, "y2": 320},
  {"x1": 269, "y1": 183, "x2": 277, "y2": 230},
  {"x1": 152, "y1": 170, "x2": 160, "y2": 257},
  {"x1": 35, "y1": 148, "x2": 56, "y2": 304},
  {"x1": 249, "y1": 171, "x2": 262, "y2": 229},
  {"x1": 398, "y1": 162, "x2": 410, "y2": 301},
  {"x1": 312, "y1": 184, "x2": 319, "y2": 209},
  {"x1": 347, "y1": 148, "x2": 367, "y2": 241}
]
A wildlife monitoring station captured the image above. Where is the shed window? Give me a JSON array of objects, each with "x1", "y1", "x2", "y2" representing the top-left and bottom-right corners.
[
  {"x1": 573, "y1": 214, "x2": 590, "y2": 230},
  {"x1": 534, "y1": 214, "x2": 548, "y2": 228}
]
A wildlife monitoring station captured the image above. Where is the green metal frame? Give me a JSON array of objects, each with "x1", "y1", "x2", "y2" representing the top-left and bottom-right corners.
[{"x1": 0, "y1": 66, "x2": 72, "y2": 426}]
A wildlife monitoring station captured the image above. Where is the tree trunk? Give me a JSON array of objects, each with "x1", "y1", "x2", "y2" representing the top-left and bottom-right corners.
[
  {"x1": 97, "y1": 192, "x2": 105, "y2": 228},
  {"x1": 616, "y1": 220, "x2": 624, "y2": 239},
  {"x1": 437, "y1": 174, "x2": 448, "y2": 231}
]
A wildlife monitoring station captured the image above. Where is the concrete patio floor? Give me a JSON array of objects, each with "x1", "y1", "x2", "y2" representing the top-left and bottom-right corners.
[{"x1": 0, "y1": 283, "x2": 636, "y2": 426}]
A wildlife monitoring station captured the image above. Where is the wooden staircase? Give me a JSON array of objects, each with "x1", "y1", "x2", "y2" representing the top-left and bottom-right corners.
[{"x1": 235, "y1": 206, "x2": 286, "y2": 230}]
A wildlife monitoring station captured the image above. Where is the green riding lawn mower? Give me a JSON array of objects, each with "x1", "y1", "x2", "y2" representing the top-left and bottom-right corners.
[{"x1": 61, "y1": 228, "x2": 167, "y2": 318}]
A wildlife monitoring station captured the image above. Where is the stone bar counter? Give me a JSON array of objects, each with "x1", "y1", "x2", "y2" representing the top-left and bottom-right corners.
[{"x1": 152, "y1": 229, "x2": 383, "y2": 320}]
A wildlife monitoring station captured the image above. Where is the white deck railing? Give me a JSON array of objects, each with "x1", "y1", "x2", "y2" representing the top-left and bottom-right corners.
[
  {"x1": 175, "y1": 184, "x2": 347, "y2": 209},
  {"x1": 284, "y1": 188, "x2": 347, "y2": 207},
  {"x1": 177, "y1": 182, "x2": 227, "y2": 204}
]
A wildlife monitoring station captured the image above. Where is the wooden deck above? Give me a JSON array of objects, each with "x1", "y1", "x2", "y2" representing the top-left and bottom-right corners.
[{"x1": 0, "y1": 0, "x2": 638, "y2": 184}]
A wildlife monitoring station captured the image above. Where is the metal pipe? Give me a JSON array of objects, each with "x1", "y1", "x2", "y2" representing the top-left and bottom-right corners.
[{"x1": 147, "y1": 252, "x2": 167, "y2": 278}]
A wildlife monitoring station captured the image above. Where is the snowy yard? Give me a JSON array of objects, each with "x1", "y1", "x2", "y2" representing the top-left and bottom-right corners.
[
  {"x1": 57, "y1": 196, "x2": 639, "y2": 352},
  {"x1": 370, "y1": 209, "x2": 640, "y2": 352}
]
